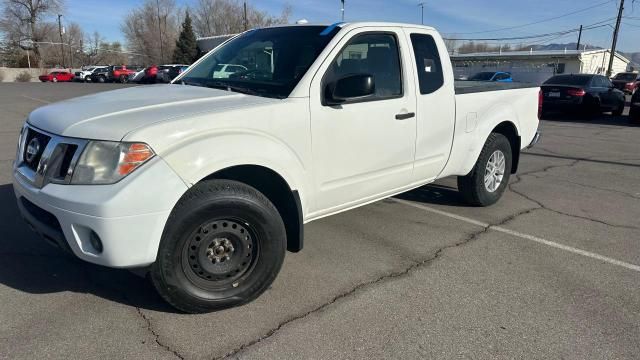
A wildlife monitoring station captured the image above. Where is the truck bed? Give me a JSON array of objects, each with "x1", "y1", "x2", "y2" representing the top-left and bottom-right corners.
[{"x1": 454, "y1": 81, "x2": 538, "y2": 95}]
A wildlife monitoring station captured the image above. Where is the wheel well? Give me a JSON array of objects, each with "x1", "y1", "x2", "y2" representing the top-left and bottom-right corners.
[
  {"x1": 206, "y1": 165, "x2": 304, "y2": 253},
  {"x1": 492, "y1": 122, "x2": 520, "y2": 174}
]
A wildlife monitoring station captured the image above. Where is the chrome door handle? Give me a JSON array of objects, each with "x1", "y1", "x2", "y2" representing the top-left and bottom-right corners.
[{"x1": 395, "y1": 112, "x2": 415, "y2": 120}]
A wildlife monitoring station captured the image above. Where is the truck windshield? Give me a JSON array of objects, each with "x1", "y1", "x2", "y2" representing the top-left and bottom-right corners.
[{"x1": 179, "y1": 26, "x2": 340, "y2": 98}]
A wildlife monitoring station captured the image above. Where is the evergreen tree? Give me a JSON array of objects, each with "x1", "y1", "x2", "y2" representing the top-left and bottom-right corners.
[{"x1": 172, "y1": 11, "x2": 198, "y2": 64}]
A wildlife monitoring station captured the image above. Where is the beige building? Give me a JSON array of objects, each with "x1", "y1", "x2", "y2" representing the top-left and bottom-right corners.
[{"x1": 452, "y1": 49, "x2": 630, "y2": 84}]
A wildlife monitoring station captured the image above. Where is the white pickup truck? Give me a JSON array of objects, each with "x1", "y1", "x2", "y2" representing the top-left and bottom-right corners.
[{"x1": 13, "y1": 22, "x2": 540, "y2": 313}]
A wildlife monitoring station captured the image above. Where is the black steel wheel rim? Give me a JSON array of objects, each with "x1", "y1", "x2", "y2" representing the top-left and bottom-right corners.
[{"x1": 181, "y1": 218, "x2": 258, "y2": 290}]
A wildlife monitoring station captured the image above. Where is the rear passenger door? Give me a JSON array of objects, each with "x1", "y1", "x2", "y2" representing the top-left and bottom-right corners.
[{"x1": 403, "y1": 30, "x2": 456, "y2": 183}]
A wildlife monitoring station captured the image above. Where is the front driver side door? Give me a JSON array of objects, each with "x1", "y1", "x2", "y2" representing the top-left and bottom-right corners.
[{"x1": 309, "y1": 29, "x2": 417, "y2": 215}]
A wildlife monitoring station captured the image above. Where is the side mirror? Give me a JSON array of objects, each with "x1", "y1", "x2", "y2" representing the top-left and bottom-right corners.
[{"x1": 326, "y1": 74, "x2": 375, "y2": 105}]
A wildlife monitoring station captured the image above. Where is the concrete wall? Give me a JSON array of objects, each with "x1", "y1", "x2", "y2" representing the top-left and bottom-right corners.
[{"x1": 0, "y1": 68, "x2": 78, "y2": 82}]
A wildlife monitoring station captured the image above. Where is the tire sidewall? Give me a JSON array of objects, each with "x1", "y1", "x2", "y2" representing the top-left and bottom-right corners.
[{"x1": 154, "y1": 190, "x2": 285, "y2": 312}]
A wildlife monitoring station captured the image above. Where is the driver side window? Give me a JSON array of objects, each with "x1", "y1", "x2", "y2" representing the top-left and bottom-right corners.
[{"x1": 324, "y1": 33, "x2": 403, "y2": 100}]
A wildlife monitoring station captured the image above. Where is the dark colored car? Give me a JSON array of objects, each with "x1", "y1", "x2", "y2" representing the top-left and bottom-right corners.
[
  {"x1": 541, "y1": 74, "x2": 626, "y2": 117},
  {"x1": 156, "y1": 65, "x2": 189, "y2": 83},
  {"x1": 468, "y1": 71, "x2": 513, "y2": 82},
  {"x1": 630, "y1": 89, "x2": 640, "y2": 124},
  {"x1": 88, "y1": 67, "x2": 110, "y2": 83},
  {"x1": 611, "y1": 72, "x2": 639, "y2": 94},
  {"x1": 38, "y1": 71, "x2": 74, "y2": 82},
  {"x1": 167, "y1": 65, "x2": 189, "y2": 82}
]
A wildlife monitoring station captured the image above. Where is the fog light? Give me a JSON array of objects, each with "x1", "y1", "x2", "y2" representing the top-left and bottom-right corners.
[{"x1": 89, "y1": 230, "x2": 103, "y2": 253}]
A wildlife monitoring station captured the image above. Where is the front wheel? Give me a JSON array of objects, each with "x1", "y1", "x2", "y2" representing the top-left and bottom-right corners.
[
  {"x1": 151, "y1": 179, "x2": 286, "y2": 313},
  {"x1": 52, "y1": 77, "x2": 58, "y2": 83},
  {"x1": 457, "y1": 133, "x2": 513, "y2": 207},
  {"x1": 119, "y1": 75, "x2": 128, "y2": 83}
]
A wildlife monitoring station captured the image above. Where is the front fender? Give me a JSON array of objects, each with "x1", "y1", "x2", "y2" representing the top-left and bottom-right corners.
[{"x1": 158, "y1": 129, "x2": 310, "y2": 209}]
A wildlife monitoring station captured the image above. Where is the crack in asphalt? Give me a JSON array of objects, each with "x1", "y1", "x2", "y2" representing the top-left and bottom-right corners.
[
  {"x1": 217, "y1": 208, "x2": 540, "y2": 360},
  {"x1": 509, "y1": 161, "x2": 640, "y2": 231},
  {"x1": 136, "y1": 307, "x2": 186, "y2": 360}
]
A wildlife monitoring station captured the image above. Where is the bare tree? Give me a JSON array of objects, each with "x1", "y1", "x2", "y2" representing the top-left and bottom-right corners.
[
  {"x1": 0, "y1": 0, "x2": 63, "y2": 65},
  {"x1": 121, "y1": 0, "x2": 180, "y2": 65},
  {"x1": 192, "y1": 0, "x2": 291, "y2": 37}
]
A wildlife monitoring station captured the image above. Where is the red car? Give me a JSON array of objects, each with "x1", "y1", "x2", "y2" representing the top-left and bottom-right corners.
[
  {"x1": 611, "y1": 72, "x2": 639, "y2": 94},
  {"x1": 109, "y1": 65, "x2": 137, "y2": 83},
  {"x1": 39, "y1": 71, "x2": 75, "y2": 82}
]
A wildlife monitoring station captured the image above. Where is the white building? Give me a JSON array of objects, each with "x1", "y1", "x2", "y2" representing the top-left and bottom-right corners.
[{"x1": 451, "y1": 49, "x2": 630, "y2": 84}]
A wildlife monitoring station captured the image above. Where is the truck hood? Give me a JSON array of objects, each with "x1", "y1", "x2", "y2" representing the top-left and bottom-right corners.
[{"x1": 27, "y1": 84, "x2": 278, "y2": 140}]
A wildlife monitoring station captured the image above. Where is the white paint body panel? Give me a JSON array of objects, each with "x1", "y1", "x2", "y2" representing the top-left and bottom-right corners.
[{"x1": 14, "y1": 22, "x2": 539, "y2": 268}]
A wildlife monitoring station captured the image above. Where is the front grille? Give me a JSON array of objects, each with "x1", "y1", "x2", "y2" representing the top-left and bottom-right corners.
[
  {"x1": 16, "y1": 126, "x2": 88, "y2": 188},
  {"x1": 23, "y1": 128, "x2": 51, "y2": 171}
]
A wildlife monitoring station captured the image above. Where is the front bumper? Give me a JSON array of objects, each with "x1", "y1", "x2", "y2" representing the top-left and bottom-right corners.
[{"x1": 12, "y1": 156, "x2": 188, "y2": 268}]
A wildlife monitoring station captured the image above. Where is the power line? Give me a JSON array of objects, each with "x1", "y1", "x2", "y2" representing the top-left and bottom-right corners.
[
  {"x1": 450, "y1": 0, "x2": 615, "y2": 35},
  {"x1": 445, "y1": 23, "x2": 611, "y2": 41}
]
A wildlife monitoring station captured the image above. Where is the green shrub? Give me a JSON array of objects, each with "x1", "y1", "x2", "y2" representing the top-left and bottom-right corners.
[{"x1": 14, "y1": 71, "x2": 32, "y2": 82}]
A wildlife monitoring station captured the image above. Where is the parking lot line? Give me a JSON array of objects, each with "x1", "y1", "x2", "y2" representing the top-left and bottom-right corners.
[
  {"x1": 20, "y1": 94, "x2": 51, "y2": 104},
  {"x1": 393, "y1": 198, "x2": 640, "y2": 273}
]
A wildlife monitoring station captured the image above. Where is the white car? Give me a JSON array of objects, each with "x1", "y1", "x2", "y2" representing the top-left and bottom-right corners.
[
  {"x1": 212, "y1": 64, "x2": 248, "y2": 78},
  {"x1": 13, "y1": 22, "x2": 540, "y2": 313},
  {"x1": 74, "y1": 66, "x2": 108, "y2": 82}
]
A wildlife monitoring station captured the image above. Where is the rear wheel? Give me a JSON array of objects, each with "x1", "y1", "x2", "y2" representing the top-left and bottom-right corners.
[
  {"x1": 119, "y1": 74, "x2": 128, "y2": 83},
  {"x1": 457, "y1": 133, "x2": 513, "y2": 207},
  {"x1": 612, "y1": 100, "x2": 625, "y2": 116},
  {"x1": 52, "y1": 77, "x2": 58, "y2": 83},
  {"x1": 151, "y1": 180, "x2": 286, "y2": 313}
]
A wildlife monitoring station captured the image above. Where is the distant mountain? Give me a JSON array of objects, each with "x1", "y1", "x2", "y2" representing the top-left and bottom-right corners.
[
  {"x1": 523, "y1": 43, "x2": 602, "y2": 51},
  {"x1": 621, "y1": 52, "x2": 640, "y2": 65}
]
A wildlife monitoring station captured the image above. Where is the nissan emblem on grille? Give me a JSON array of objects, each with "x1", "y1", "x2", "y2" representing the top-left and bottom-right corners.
[{"x1": 25, "y1": 138, "x2": 40, "y2": 164}]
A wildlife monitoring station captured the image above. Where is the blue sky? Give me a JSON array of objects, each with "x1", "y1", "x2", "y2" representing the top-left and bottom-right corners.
[{"x1": 64, "y1": 0, "x2": 640, "y2": 52}]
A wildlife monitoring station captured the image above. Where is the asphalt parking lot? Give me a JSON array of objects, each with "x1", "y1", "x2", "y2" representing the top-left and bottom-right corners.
[{"x1": 1, "y1": 83, "x2": 639, "y2": 359}]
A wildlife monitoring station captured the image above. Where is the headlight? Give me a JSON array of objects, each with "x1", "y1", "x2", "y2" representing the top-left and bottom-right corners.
[{"x1": 71, "y1": 141, "x2": 155, "y2": 185}]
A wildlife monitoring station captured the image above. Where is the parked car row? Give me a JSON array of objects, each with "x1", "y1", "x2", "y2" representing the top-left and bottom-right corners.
[{"x1": 40, "y1": 64, "x2": 191, "y2": 84}]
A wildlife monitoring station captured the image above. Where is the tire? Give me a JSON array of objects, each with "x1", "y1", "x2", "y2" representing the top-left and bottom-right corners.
[
  {"x1": 119, "y1": 75, "x2": 128, "y2": 83},
  {"x1": 150, "y1": 179, "x2": 286, "y2": 313},
  {"x1": 457, "y1": 133, "x2": 513, "y2": 207},
  {"x1": 96, "y1": 76, "x2": 105, "y2": 83},
  {"x1": 612, "y1": 100, "x2": 625, "y2": 116},
  {"x1": 52, "y1": 77, "x2": 58, "y2": 83}
]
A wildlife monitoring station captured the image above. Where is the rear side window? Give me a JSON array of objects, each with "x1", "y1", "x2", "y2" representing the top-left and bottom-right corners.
[{"x1": 410, "y1": 33, "x2": 444, "y2": 94}]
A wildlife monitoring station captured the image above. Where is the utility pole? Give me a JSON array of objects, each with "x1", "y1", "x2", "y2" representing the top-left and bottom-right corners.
[
  {"x1": 341, "y1": 0, "x2": 345, "y2": 21},
  {"x1": 57, "y1": 14, "x2": 65, "y2": 68},
  {"x1": 607, "y1": 0, "x2": 624, "y2": 77},
  {"x1": 156, "y1": 0, "x2": 164, "y2": 64},
  {"x1": 418, "y1": 2, "x2": 425, "y2": 25},
  {"x1": 576, "y1": 25, "x2": 583, "y2": 51},
  {"x1": 243, "y1": 1, "x2": 248, "y2": 30}
]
